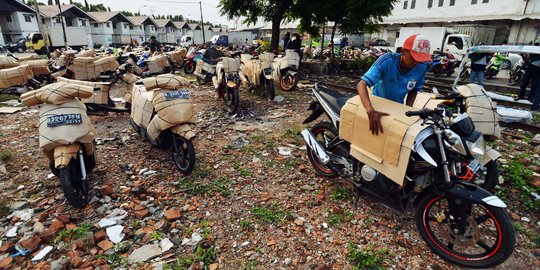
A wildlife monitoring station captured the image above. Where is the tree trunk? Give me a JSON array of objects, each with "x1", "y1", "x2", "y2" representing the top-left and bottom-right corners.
[
  {"x1": 320, "y1": 22, "x2": 325, "y2": 61},
  {"x1": 330, "y1": 23, "x2": 337, "y2": 59},
  {"x1": 270, "y1": 0, "x2": 293, "y2": 53}
]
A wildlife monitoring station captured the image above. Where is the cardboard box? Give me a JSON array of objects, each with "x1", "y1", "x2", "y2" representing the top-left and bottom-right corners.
[
  {"x1": 259, "y1": 52, "x2": 275, "y2": 70},
  {"x1": 0, "y1": 56, "x2": 19, "y2": 69},
  {"x1": 38, "y1": 99, "x2": 95, "y2": 151},
  {"x1": 166, "y1": 49, "x2": 186, "y2": 64},
  {"x1": 146, "y1": 54, "x2": 170, "y2": 74},
  {"x1": 142, "y1": 74, "x2": 190, "y2": 91},
  {"x1": 222, "y1": 57, "x2": 240, "y2": 73},
  {"x1": 131, "y1": 84, "x2": 155, "y2": 129},
  {"x1": 457, "y1": 84, "x2": 501, "y2": 138},
  {"x1": 339, "y1": 95, "x2": 426, "y2": 185},
  {"x1": 57, "y1": 78, "x2": 111, "y2": 105},
  {"x1": 20, "y1": 82, "x2": 94, "y2": 106},
  {"x1": 76, "y1": 49, "x2": 96, "y2": 58},
  {"x1": 0, "y1": 65, "x2": 33, "y2": 88},
  {"x1": 25, "y1": 59, "x2": 51, "y2": 75},
  {"x1": 280, "y1": 50, "x2": 300, "y2": 69}
]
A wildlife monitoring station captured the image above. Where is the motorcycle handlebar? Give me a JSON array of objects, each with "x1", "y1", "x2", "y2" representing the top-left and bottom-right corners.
[{"x1": 405, "y1": 109, "x2": 432, "y2": 118}]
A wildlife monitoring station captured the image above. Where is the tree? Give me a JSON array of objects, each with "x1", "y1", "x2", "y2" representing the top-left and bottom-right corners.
[
  {"x1": 107, "y1": 7, "x2": 111, "y2": 12},
  {"x1": 219, "y1": 0, "x2": 294, "y2": 52},
  {"x1": 84, "y1": 0, "x2": 89, "y2": 11}
]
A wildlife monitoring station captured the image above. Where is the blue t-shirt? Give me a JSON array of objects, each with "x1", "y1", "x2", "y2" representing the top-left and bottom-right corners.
[{"x1": 361, "y1": 52, "x2": 428, "y2": 104}]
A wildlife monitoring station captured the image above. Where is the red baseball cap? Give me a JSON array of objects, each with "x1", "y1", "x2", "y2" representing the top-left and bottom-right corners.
[{"x1": 403, "y1": 34, "x2": 432, "y2": 62}]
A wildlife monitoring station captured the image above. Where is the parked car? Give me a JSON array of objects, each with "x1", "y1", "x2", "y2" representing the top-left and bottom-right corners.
[
  {"x1": 7, "y1": 38, "x2": 26, "y2": 53},
  {"x1": 369, "y1": 39, "x2": 390, "y2": 46}
]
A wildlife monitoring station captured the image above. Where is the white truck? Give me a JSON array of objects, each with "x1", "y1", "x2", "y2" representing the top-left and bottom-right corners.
[
  {"x1": 394, "y1": 27, "x2": 472, "y2": 60},
  {"x1": 179, "y1": 34, "x2": 204, "y2": 47},
  {"x1": 26, "y1": 27, "x2": 90, "y2": 53}
]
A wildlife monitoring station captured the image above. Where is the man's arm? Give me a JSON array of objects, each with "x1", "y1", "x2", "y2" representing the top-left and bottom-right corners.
[{"x1": 357, "y1": 80, "x2": 389, "y2": 136}]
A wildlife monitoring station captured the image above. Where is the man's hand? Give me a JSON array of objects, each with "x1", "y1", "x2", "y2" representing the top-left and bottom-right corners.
[{"x1": 367, "y1": 109, "x2": 389, "y2": 136}]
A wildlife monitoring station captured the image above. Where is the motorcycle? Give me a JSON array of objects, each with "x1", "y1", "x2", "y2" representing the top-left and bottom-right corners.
[
  {"x1": 273, "y1": 49, "x2": 300, "y2": 91},
  {"x1": 239, "y1": 52, "x2": 276, "y2": 101},
  {"x1": 183, "y1": 47, "x2": 204, "y2": 74},
  {"x1": 484, "y1": 53, "x2": 508, "y2": 79},
  {"x1": 301, "y1": 85, "x2": 514, "y2": 268},
  {"x1": 194, "y1": 56, "x2": 219, "y2": 86},
  {"x1": 20, "y1": 82, "x2": 97, "y2": 208},
  {"x1": 508, "y1": 58, "x2": 526, "y2": 86},
  {"x1": 0, "y1": 64, "x2": 43, "y2": 96},
  {"x1": 430, "y1": 51, "x2": 459, "y2": 77},
  {"x1": 213, "y1": 55, "x2": 242, "y2": 115},
  {"x1": 166, "y1": 48, "x2": 187, "y2": 73},
  {"x1": 129, "y1": 74, "x2": 196, "y2": 175}
]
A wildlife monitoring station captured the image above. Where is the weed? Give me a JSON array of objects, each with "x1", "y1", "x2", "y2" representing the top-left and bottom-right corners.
[
  {"x1": 326, "y1": 210, "x2": 354, "y2": 226},
  {"x1": 164, "y1": 246, "x2": 216, "y2": 269},
  {"x1": 177, "y1": 176, "x2": 231, "y2": 196},
  {"x1": 252, "y1": 204, "x2": 289, "y2": 224},
  {"x1": 233, "y1": 161, "x2": 253, "y2": 177},
  {"x1": 200, "y1": 220, "x2": 211, "y2": 237},
  {"x1": 284, "y1": 123, "x2": 302, "y2": 139},
  {"x1": 53, "y1": 223, "x2": 92, "y2": 244},
  {"x1": 242, "y1": 260, "x2": 259, "y2": 270},
  {"x1": 330, "y1": 186, "x2": 351, "y2": 202},
  {"x1": 346, "y1": 242, "x2": 391, "y2": 270},
  {"x1": 239, "y1": 219, "x2": 252, "y2": 228},
  {"x1": 500, "y1": 154, "x2": 540, "y2": 211},
  {"x1": 284, "y1": 159, "x2": 298, "y2": 170},
  {"x1": 265, "y1": 159, "x2": 276, "y2": 168},
  {"x1": 107, "y1": 253, "x2": 128, "y2": 267},
  {"x1": 151, "y1": 230, "x2": 164, "y2": 241},
  {"x1": 0, "y1": 150, "x2": 11, "y2": 163}
]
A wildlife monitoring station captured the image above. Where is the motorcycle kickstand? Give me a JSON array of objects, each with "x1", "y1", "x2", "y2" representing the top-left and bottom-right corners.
[{"x1": 353, "y1": 184, "x2": 362, "y2": 209}]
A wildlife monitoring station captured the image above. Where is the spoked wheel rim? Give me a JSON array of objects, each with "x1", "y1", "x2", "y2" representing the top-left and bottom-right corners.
[
  {"x1": 280, "y1": 74, "x2": 296, "y2": 91},
  {"x1": 171, "y1": 134, "x2": 195, "y2": 175},
  {"x1": 421, "y1": 196, "x2": 503, "y2": 261},
  {"x1": 307, "y1": 125, "x2": 338, "y2": 175}
]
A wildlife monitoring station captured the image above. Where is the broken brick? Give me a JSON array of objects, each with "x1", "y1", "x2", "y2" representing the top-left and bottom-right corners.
[{"x1": 165, "y1": 209, "x2": 182, "y2": 221}]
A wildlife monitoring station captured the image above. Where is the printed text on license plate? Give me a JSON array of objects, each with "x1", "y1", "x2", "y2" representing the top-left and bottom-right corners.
[{"x1": 47, "y1": 114, "x2": 83, "y2": 127}]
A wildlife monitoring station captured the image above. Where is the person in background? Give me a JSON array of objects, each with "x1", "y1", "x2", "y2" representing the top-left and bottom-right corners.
[
  {"x1": 356, "y1": 34, "x2": 431, "y2": 135},
  {"x1": 286, "y1": 33, "x2": 303, "y2": 64},
  {"x1": 148, "y1": 36, "x2": 161, "y2": 54},
  {"x1": 202, "y1": 42, "x2": 222, "y2": 63},
  {"x1": 518, "y1": 43, "x2": 540, "y2": 110},
  {"x1": 282, "y1": 32, "x2": 290, "y2": 51},
  {"x1": 469, "y1": 50, "x2": 490, "y2": 86}
]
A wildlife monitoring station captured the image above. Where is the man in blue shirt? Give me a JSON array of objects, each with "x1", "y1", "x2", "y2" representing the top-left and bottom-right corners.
[{"x1": 356, "y1": 34, "x2": 431, "y2": 135}]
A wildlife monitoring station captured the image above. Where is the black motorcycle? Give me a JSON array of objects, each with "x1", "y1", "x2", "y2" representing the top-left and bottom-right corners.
[{"x1": 301, "y1": 85, "x2": 515, "y2": 269}]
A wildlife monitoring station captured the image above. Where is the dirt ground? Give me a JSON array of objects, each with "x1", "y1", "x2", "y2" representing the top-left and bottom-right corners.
[{"x1": 0, "y1": 75, "x2": 538, "y2": 269}]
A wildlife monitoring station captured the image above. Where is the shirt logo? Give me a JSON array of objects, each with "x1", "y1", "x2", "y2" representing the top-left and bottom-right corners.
[{"x1": 407, "y1": 80, "x2": 417, "y2": 90}]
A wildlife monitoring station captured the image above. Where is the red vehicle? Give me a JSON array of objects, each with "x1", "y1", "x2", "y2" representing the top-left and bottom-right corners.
[
  {"x1": 431, "y1": 51, "x2": 459, "y2": 77},
  {"x1": 183, "y1": 47, "x2": 203, "y2": 74}
]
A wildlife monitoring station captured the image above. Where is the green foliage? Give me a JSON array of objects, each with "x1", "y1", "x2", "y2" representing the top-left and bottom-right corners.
[
  {"x1": 177, "y1": 165, "x2": 231, "y2": 197},
  {"x1": 233, "y1": 161, "x2": 253, "y2": 177},
  {"x1": 71, "y1": 0, "x2": 108, "y2": 12},
  {"x1": 252, "y1": 204, "x2": 289, "y2": 223},
  {"x1": 346, "y1": 242, "x2": 391, "y2": 270},
  {"x1": 326, "y1": 209, "x2": 354, "y2": 226},
  {"x1": 239, "y1": 219, "x2": 252, "y2": 228},
  {"x1": 500, "y1": 154, "x2": 540, "y2": 211},
  {"x1": 330, "y1": 186, "x2": 351, "y2": 201},
  {"x1": 151, "y1": 230, "x2": 164, "y2": 240},
  {"x1": 346, "y1": 56, "x2": 377, "y2": 73},
  {"x1": 163, "y1": 246, "x2": 216, "y2": 270},
  {"x1": 53, "y1": 223, "x2": 91, "y2": 244},
  {"x1": 0, "y1": 150, "x2": 11, "y2": 163}
]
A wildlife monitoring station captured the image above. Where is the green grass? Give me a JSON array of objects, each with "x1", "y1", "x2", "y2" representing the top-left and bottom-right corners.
[
  {"x1": 100, "y1": 253, "x2": 128, "y2": 268},
  {"x1": 0, "y1": 150, "x2": 11, "y2": 163},
  {"x1": 499, "y1": 153, "x2": 540, "y2": 211},
  {"x1": 326, "y1": 209, "x2": 354, "y2": 226},
  {"x1": 531, "y1": 112, "x2": 540, "y2": 125},
  {"x1": 151, "y1": 230, "x2": 164, "y2": 241},
  {"x1": 233, "y1": 161, "x2": 253, "y2": 177},
  {"x1": 239, "y1": 219, "x2": 252, "y2": 229},
  {"x1": 177, "y1": 176, "x2": 231, "y2": 196},
  {"x1": 53, "y1": 223, "x2": 92, "y2": 244},
  {"x1": 330, "y1": 186, "x2": 351, "y2": 202},
  {"x1": 346, "y1": 242, "x2": 392, "y2": 270},
  {"x1": 163, "y1": 246, "x2": 216, "y2": 270},
  {"x1": 252, "y1": 204, "x2": 289, "y2": 224},
  {"x1": 0, "y1": 94, "x2": 18, "y2": 103},
  {"x1": 200, "y1": 220, "x2": 211, "y2": 237}
]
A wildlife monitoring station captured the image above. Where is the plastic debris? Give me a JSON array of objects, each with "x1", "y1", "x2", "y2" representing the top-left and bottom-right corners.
[
  {"x1": 106, "y1": 225, "x2": 125, "y2": 244},
  {"x1": 31, "y1": 246, "x2": 53, "y2": 261}
]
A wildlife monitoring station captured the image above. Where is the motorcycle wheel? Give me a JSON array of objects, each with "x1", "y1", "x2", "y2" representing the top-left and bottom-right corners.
[
  {"x1": 17, "y1": 47, "x2": 24, "y2": 53},
  {"x1": 264, "y1": 78, "x2": 275, "y2": 101},
  {"x1": 59, "y1": 158, "x2": 89, "y2": 209},
  {"x1": 508, "y1": 72, "x2": 523, "y2": 86},
  {"x1": 225, "y1": 87, "x2": 240, "y2": 115},
  {"x1": 485, "y1": 68, "x2": 495, "y2": 79},
  {"x1": 459, "y1": 160, "x2": 499, "y2": 191},
  {"x1": 416, "y1": 192, "x2": 515, "y2": 269},
  {"x1": 184, "y1": 61, "x2": 195, "y2": 74},
  {"x1": 459, "y1": 69, "x2": 470, "y2": 82},
  {"x1": 280, "y1": 73, "x2": 298, "y2": 91},
  {"x1": 501, "y1": 60, "x2": 511, "y2": 70},
  {"x1": 306, "y1": 122, "x2": 339, "y2": 177},
  {"x1": 171, "y1": 134, "x2": 196, "y2": 175},
  {"x1": 130, "y1": 118, "x2": 142, "y2": 135},
  {"x1": 433, "y1": 66, "x2": 443, "y2": 77},
  {"x1": 197, "y1": 75, "x2": 207, "y2": 86}
]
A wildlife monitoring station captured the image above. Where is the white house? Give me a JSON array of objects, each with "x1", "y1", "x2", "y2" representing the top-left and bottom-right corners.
[
  {"x1": 154, "y1": 19, "x2": 177, "y2": 44},
  {"x1": 39, "y1": 4, "x2": 94, "y2": 48},
  {"x1": 172, "y1": 21, "x2": 189, "y2": 42},
  {"x1": 375, "y1": 0, "x2": 540, "y2": 45},
  {"x1": 187, "y1": 23, "x2": 204, "y2": 44},
  {"x1": 128, "y1": 16, "x2": 158, "y2": 43},
  {"x1": 0, "y1": 0, "x2": 38, "y2": 44},
  {"x1": 88, "y1": 12, "x2": 133, "y2": 46}
]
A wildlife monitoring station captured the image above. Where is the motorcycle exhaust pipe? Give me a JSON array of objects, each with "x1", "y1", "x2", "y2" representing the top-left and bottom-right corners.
[{"x1": 301, "y1": 129, "x2": 330, "y2": 164}]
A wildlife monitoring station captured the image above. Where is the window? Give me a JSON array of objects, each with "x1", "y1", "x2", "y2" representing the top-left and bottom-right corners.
[
  {"x1": 55, "y1": 17, "x2": 62, "y2": 23},
  {"x1": 24, "y1": 15, "x2": 32, "y2": 23},
  {"x1": 471, "y1": 0, "x2": 478, "y2": 4},
  {"x1": 139, "y1": 26, "x2": 143, "y2": 30},
  {"x1": 403, "y1": 0, "x2": 408, "y2": 9},
  {"x1": 66, "y1": 20, "x2": 73, "y2": 27},
  {"x1": 6, "y1": 15, "x2": 12, "y2": 22},
  {"x1": 450, "y1": 0, "x2": 455, "y2": 6},
  {"x1": 113, "y1": 23, "x2": 116, "y2": 29},
  {"x1": 411, "y1": 0, "x2": 416, "y2": 9},
  {"x1": 129, "y1": 26, "x2": 133, "y2": 30},
  {"x1": 124, "y1": 24, "x2": 127, "y2": 29},
  {"x1": 80, "y1": 19, "x2": 86, "y2": 26},
  {"x1": 5, "y1": 35, "x2": 12, "y2": 42},
  {"x1": 93, "y1": 23, "x2": 98, "y2": 28},
  {"x1": 31, "y1": 33, "x2": 42, "y2": 43},
  {"x1": 447, "y1": 36, "x2": 464, "y2": 50},
  {"x1": 482, "y1": 0, "x2": 489, "y2": 2},
  {"x1": 438, "y1": 0, "x2": 444, "y2": 6},
  {"x1": 42, "y1": 19, "x2": 45, "y2": 24},
  {"x1": 428, "y1": 0, "x2": 433, "y2": 8},
  {"x1": 106, "y1": 22, "x2": 110, "y2": 28}
]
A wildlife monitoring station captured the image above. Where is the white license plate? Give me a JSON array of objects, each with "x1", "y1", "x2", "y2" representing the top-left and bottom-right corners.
[
  {"x1": 467, "y1": 159, "x2": 482, "y2": 173},
  {"x1": 163, "y1": 90, "x2": 190, "y2": 100},
  {"x1": 47, "y1": 114, "x2": 83, "y2": 127}
]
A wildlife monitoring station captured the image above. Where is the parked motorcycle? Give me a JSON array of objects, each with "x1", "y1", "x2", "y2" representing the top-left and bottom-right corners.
[
  {"x1": 0, "y1": 65, "x2": 43, "y2": 95},
  {"x1": 20, "y1": 83, "x2": 97, "y2": 208},
  {"x1": 184, "y1": 47, "x2": 204, "y2": 74},
  {"x1": 239, "y1": 52, "x2": 275, "y2": 101},
  {"x1": 213, "y1": 55, "x2": 242, "y2": 115},
  {"x1": 129, "y1": 74, "x2": 196, "y2": 174},
  {"x1": 301, "y1": 85, "x2": 514, "y2": 268},
  {"x1": 194, "y1": 57, "x2": 219, "y2": 85},
  {"x1": 508, "y1": 58, "x2": 526, "y2": 86},
  {"x1": 273, "y1": 49, "x2": 300, "y2": 91},
  {"x1": 485, "y1": 53, "x2": 508, "y2": 79},
  {"x1": 430, "y1": 51, "x2": 459, "y2": 77}
]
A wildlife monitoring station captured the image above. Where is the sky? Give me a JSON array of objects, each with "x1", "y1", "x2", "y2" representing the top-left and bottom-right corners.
[{"x1": 65, "y1": 0, "x2": 231, "y2": 25}]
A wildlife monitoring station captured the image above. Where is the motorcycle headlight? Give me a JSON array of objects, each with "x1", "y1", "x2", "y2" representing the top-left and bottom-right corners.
[{"x1": 466, "y1": 135, "x2": 485, "y2": 160}]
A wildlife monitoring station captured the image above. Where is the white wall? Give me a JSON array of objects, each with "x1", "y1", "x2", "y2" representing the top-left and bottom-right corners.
[
  {"x1": 91, "y1": 21, "x2": 113, "y2": 46},
  {"x1": 0, "y1": 12, "x2": 39, "y2": 42},
  {"x1": 129, "y1": 25, "x2": 145, "y2": 43}
]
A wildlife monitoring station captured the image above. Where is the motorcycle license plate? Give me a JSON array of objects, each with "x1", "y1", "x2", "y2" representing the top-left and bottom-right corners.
[
  {"x1": 467, "y1": 159, "x2": 482, "y2": 173},
  {"x1": 46, "y1": 114, "x2": 83, "y2": 127},
  {"x1": 163, "y1": 90, "x2": 190, "y2": 100}
]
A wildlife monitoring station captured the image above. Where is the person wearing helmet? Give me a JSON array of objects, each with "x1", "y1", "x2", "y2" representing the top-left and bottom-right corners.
[{"x1": 356, "y1": 34, "x2": 431, "y2": 135}]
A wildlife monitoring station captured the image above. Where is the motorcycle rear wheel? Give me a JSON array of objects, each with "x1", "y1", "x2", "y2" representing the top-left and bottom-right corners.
[
  {"x1": 59, "y1": 158, "x2": 89, "y2": 209},
  {"x1": 280, "y1": 73, "x2": 298, "y2": 91},
  {"x1": 306, "y1": 122, "x2": 339, "y2": 177},
  {"x1": 171, "y1": 134, "x2": 196, "y2": 175},
  {"x1": 225, "y1": 87, "x2": 240, "y2": 115},
  {"x1": 508, "y1": 72, "x2": 523, "y2": 86},
  {"x1": 416, "y1": 193, "x2": 515, "y2": 268},
  {"x1": 264, "y1": 78, "x2": 275, "y2": 101}
]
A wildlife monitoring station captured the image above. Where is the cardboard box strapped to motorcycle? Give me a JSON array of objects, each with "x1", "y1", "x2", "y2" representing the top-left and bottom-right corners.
[
  {"x1": 339, "y1": 95, "x2": 426, "y2": 186},
  {"x1": 76, "y1": 49, "x2": 96, "y2": 58},
  {"x1": 20, "y1": 82, "x2": 94, "y2": 106},
  {"x1": 56, "y1": 77, "x2": 111, "y2": 105},
  {"x1": 0, "y1": 65, "x2": 33, "y2": 88},
  {"x1": 146, "y1": 54, "x2": 170, "y2": 74},
  {"x1": 0, "y1": 56, "x2": 19, "y2": 69},
  {"x1": 166, "y1": 49, "x2": 187, "y2": 64},
  {"x1": 25, "y1": 59, "x2": 51, "y2": 75}
]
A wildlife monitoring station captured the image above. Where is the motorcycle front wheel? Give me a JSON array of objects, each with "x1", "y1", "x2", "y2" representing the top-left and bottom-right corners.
[
  {"x1": 416, "y1": 193, "x2": 515, "y2": 269},
  {"x1": 184, "y1": 61, "x2": 195, "y2": 74},
  {"x1": 459, "y1": 69, "x2": 470, "y2": 82},
  {"x1": 225, "y1": 87, "x2": 240, "y2": 115},
  {"x1": 508, "y1": 72, "x2": 523, "y2": 86},
  {"x1": 306, "y1": 122, "x2": 339, "y2": 177},
  {"x1": 484, "y1": 68, "x2": 496, "y2": 79},
  {"x1": 171, "y1": 134, "x2": 195, "y2": 175},
  {"x1": 280, "y1": 72, "x2": 298, "y2": 91},
  {"x1": 59, "y1": 158, "x2": 89, "y2": 209},
  {"x1": 263, "y1": 78, "x2": 275, "y2": 101}
]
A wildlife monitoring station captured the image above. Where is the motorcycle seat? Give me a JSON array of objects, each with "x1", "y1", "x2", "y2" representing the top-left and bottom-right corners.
[{"x1": 318, "y1": 86, "x2": 351, "y2": 113}]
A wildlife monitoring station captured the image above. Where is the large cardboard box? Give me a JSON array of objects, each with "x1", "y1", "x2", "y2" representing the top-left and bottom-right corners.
[
  {"x1": 222, "y1": 57, "x2": 240, "y2": 73},
  {"x1": 131, "y1": 84, "x2": 155, "y2": 129},
  {"x1": 147, "y1": 55, "x2": 170, "y2": 74},
  {"x1": 38, "y1": 99, "x2": 95, "y2": 151},
  {"x1": 20, "y1": 82, "x2": 94, "y2": 106},
  {"x1": 166, "y1": 49, "x2": 186, "y2": 64},
  {"x1": 57, "y1": 77, "x2": 111, "y2": 105},
  {"x1": 0, "y1": 56, "x2": 19, "y2": 69},
  {"x1": 142, "y1": 74, "x2": 190, "y2": 90},
  {"x1": 146, "y1": 89, "x2": 194, "y2": 141},
  {"x1": 457, "y1": 84, "x2": 501, "y2": 138},
  {"x1": 259, "y1": 52, "x2": 275, "y2": 70},
  {"x1": 0, "y1": 65, "x2": 33, "y2": 88},
  {"x1": 25, "y1": 59, "x2": 51, "y2": 75},
  {"x1": 280, "y1": 50, "x2": 299, "y2": 69},
  {"x1": 94, "y1": 56, "x2": 119, "y2": 72},
  {"x1": 339, "y1": 95, "x2": 426, "y2": 185},
  {"x1": 76, "y1": 49, "x2": 96, "y2": 58}
]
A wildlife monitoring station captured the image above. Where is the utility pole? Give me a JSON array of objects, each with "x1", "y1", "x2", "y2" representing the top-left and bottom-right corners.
[
  {"x1": 56, "y1": 0, "x2": 68, "y2": 49},
  {"x1": 199, "y1": 1, "x2": 205, "y2": 43},
  {"x1": 320, "y1": 22, "x2": 325, "y2": 61},
  {"x1": 33, "y1": 1, "x2": 50, "y2": 57}
]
